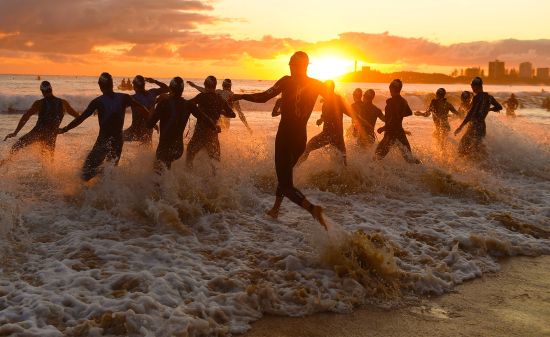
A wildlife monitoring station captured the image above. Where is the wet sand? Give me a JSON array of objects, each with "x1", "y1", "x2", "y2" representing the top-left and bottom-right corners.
[{"x1": 243, "y1": 256, "x2": 550, "y2": 337}]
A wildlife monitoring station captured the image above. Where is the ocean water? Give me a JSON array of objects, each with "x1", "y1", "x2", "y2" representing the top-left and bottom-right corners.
[{"x1": 0, "y1": 75, "x2": 549, "y2": 336}]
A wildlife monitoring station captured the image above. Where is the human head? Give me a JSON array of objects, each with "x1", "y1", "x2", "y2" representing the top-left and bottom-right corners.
[
  {"x1": 461, "y1": 91, "x2": 472, "y2": 102},
  {"x1": 40, "y1": 81, "x2": 52, "y2": 97},
  {"x1": 471, "y1": 76, "x2": 483, "y2": 94},
  {"x1": 389, "y1": 79, "x2": 403, "y2": 97},
  {"x1": 289, "y1": 51, "x2": 309, "y2": 77},
  {"x1": 204, "y1": 75, "x2": 217, "y2": 91},
  {"x1": 511, "y1": 93, "x2": 516, "y2": 98},
  {"x1": 132, "y1": 75, "x2": 146, "y2": 91},
  {"x1": 98, "y1": 72, "x2": 114, "y2": 93},
  {"x1": 436, "y1": 88, "x2": 446, "y2": 99},
  {"x1": 222, "y1": 78, "x2": 232, "y2": 90},
  {"x1": 169, "y1": 77, "x2": 184, "y2": 97},
  {"x1": 353, "y1": 88, "x2": 363, "y2": 103},
  {"x1": 363, "y1": 89, "x2": 375, "y2": 102}
]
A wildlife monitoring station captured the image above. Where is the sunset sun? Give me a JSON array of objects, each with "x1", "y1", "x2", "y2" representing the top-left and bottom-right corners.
[{"x1": 307, "y1": 56, "x2": 354, "y2": 81}]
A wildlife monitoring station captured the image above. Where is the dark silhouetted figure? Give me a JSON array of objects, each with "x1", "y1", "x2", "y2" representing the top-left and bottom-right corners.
[
  {"x1": 503, "y1": 93, "x2": 519, "y2": 117},
  {"x1": 58, "y1": 72, "x2": 150, "y2": 181},
  {"x1": 233, "y1": 51, "x2": 328, "y2": 228},
  {"x1": 375, "y1": 79, "x2": 420, "y2": 164},
  {"x1": 1, "y1": 81, "x2": 80, "y2": 167},
  {"x1": 358, "y1": 89, "x2": 385, "y2": 147},
  {"x1": 458, "y1": 91, "x2": 472, "y2": 118},
  {"x1": 454, "y1": 77, "x2": 502, "y2": 159},
  {"x1": 186, "y1": 76, "x2": 236, "y2": 169},
  {"x1": 123, "y1": 75, "x2": 168, "y2": 145},
  {"x1": 299, "y1": 80, "x2": 349, "y2": 165},
  {"x1": 415, "y1": 88, "x2": 459, "y2": 151}
]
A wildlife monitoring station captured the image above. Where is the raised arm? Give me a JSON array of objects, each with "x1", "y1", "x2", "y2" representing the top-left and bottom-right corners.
[
  {"x1": 4, "y1": 101, "x2": 40, "y2": 140},
  {"x1": 145, "y1": 77, "x2": 168, "y2": 93},
  {"x1": 59, "y1": 99, "x2": 99, "y2": 134},
  {"x1": 233, "y1": 77, "x2": 285, "y2": 103},
  {"x1": 220, "y1": 97, "x2": 236, "y2": 118},
  {"x1": 62, "y1": 99, "x2": 80, "y2": 118},
  {"x1": 186, "y1": 81, "x2": 206, "y2": 93}
]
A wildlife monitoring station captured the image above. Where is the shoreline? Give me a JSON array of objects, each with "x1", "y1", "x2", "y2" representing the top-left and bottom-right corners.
[{"x1": 243, "y1": 256, "x2": 550, "y2": 337}]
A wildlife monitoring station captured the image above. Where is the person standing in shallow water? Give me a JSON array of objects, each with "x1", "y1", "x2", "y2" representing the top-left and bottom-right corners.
[
  {"x1": 0, "y1": 81, "x2": 80, "y2": 167},
  {"x1": 58, "y1": 72, "x2": 151, "y2": 181},
  {"x1": 503, "y1": 93, "x2": 519, "y2": 117},
  {"x1": 233, "y1": 51, "x2": 328, "y2": 229},
  {"x1": 415, "y1": 88, "x2": 459, "y2": 151},
  {"x1": 455, "y1": 77, "x2": 502, "y2": 159},
  {"x1": 298, "y1": 80, "x2": 349, "y2": 165},
  {"x1": 357, "y1": 89, "x2": 385, "y2": 147},
  {"x1": 123, "y1": 75, "x2": 168, "y2": 145},
  {"x1": 375, "y1": 79, "x2": 421, "y2": 164}
]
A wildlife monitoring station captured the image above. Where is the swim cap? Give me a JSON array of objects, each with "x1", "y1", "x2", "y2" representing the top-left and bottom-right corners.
[
  {"x1": 169, "y1": 77, "x2": 184, "y2": 92},
  {"x1": 389, "y1": 79, "x2": 403, "y2": 91},
  {"x1": 98, "y1": 72, "x2": 113, "y2": 85},
  {"x1": 132, "y1": 75, "x2": 145, "y2": 87},
  {"x1": 436, "y1": 88, "x2": 446, "y2": 97},
  {"x1": 363, "y1": 89, "x2": 375, "y2": 99},
  {"x1": 289, "y1": 51, "x2": 309, "y2": 66},
  {"x1": 222, "y1": 79, "x2": 232, "y2": 87},
  {"x1": 471, "y1": 76, "x2": 483, "y2": 86},
  {"x1": 40, "y1": 81, "x2": 52, "y2": 92},
  {"x1": 204, "y1": 75, "x2": 217, "y2": 88},
  {"x1": 461, "y1": 91, "x2": 471, "y2": 101}
]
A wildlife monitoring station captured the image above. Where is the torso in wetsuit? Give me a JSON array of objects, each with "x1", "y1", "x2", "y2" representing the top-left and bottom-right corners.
[
  {"x1": 320, "y1": 95, "x2": 346, "y2": 138},
  {"x1": 191, "y1": 92, "x2": 235, "y2": 134},
  {"x1": 130, "y1": 88, "x2": 162, "y2": 129},
  {"x1": 384, "y1": 95, "x2": 412, "y2": 136},
  {"x1": 83, "y1": 93, "x2": 132, "y2": 138},
  {"x1": 33, "y1": 96, "x2": 64, "y2": 135},
  {"x1": 361, "y1": 102, "x2": 384, "y2": 133},
  {"x1": 465, "y1": 92, "x2": 501, "y2": 136},
  {"x1": 429, "y1": 98, "x2": 456, "y2": 130}
]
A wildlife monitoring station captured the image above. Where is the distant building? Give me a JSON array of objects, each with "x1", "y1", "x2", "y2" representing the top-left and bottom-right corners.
[
  {"x1": 465, "y1": 67, "x2": 481, "y2": 78},
  {"x1": 519, "y1": 62, "x2": 533, "y2": 79},
  {"x1": 489, "y1": 60, "x2": 506, "y2": 79},
  {"x1": 361, "y1": 66, "x2": 371, "y2": 73},
  {"x1": 536, "y1": 68, "x2": 550, "y2": 80}
]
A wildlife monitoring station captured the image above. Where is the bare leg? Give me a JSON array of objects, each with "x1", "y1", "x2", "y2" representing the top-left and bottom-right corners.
[
  {"x1": 267, "y1": 195, "x2": 283, "y2": 219},
  {"x1": 301, "y1": 199, "x2": 327, "y2": 230}
]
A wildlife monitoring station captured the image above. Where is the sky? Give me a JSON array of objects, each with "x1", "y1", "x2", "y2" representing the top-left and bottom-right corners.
[{"x1": 0, "y1": 0, "x2": 549, "y2": 79}]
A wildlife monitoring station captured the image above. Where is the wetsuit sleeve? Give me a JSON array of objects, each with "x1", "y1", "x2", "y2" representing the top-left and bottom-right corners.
[
  {"x1": 448, "y1": 102, "x2": 459, "y2": 115},
  {"x1": 377, "y1": 106, "x2": 386, "y2": 122},
  {"x1": 147, "y1": 100, "x2": 164, "y2": 129},
  {"x1": 10, "y1": 100, "x2": 41, "y2": 135},
  {"x1": 61, "y1": 98, "x2": 100, "y2": 132},
  {"x1": 403, "y1": 101, "x2": 413, "y2": 117},
  {"x1": 220, "y1": 96, "x2": 236, "y2": 118},
  {"x1": 490, "y1": 96, "x2": 503, "y2": 112},
  {"x1": 149, "y1": 87, "x2": 168, "y2": 98},
  {"x1": 62, "y1": 99, "x2": 80, "y2": 117},
  {"x1": 239, "y1": 77, "x2": 285, "y2": 103}
]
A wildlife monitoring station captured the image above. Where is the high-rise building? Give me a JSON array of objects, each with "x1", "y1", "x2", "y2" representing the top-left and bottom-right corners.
[
  {"x1": 537, "y1": 68, "x2": 550, "y2": 80},
  {"x1": 519, "y1": 62, "x2": 533, "y2": 79},
  {"x1": 489, "y1": 60, "x2": 506, "y2": 79}
]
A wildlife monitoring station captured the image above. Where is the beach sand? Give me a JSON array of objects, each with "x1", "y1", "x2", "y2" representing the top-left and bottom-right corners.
[{"x1": 243, "y1": 256, "x2": 550, "y2": 337}]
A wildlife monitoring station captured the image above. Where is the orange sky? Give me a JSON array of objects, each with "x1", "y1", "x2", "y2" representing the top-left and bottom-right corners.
[{"x1": 0, "y1": 0, "x2": 549, "y2": 79}]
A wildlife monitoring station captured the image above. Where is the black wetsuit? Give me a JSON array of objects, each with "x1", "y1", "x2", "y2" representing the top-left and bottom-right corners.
[
  {"x1": 11, "y1": 97, "x2": 65, "y2": 154},
  {"x1": 124, "y1": 88, "x2": 166, "y2": 144},
  {"x1": 240, "y1": 76, "x2": 326, "y2": 206},
  {"x1": 357, "y1": 101, "x2": 385, "y2": 146},
  {"x1": 148, "y1": 96, "x2": 198, "y2": 169},
  {"x1": 458, "y1": 92, "x2": 502, "y2": 157},
  {"x1": 375, "y1": 95, "x2": 415, "y2": 161},
  {"x1": 302, "y1": 94, "x2": 347, "y2": 160},
  {"x1": 427, "y1": 98, "x2": 458, "y2": 148},
  {"x1": 78, "y1": 93, "x2": 134, "y2": 181},
  {"x1": 186, "y1": 92, "x2": 235, "y2": 164}
]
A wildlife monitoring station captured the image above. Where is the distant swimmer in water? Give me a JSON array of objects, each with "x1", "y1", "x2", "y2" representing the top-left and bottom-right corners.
[
  {"x1": 148, "y1": 77, "x2": 202, "y2": 171},
  {"x1": 415, "y1": 88, "x2": 459, "y2": 151},
  {"x1": 454, "y1": 77, "x2": 502, "y2": 159},
  {"x1": 357, "y1": 89, "x2": 385, "y2": 147},
  {"x1": 0, "y1": 81, "x2": 80, "y2": 167},
  {"x1": 58, "y1": 72, "x2": 151, "y2": 181},
  {"x1": 186, "y1": 76, "x2": 236, "y2": 170},
  {"x1": 298, "y1": 80, "x2": 349, "y2": 165},
  {"x1": 233, "y1": 51, "x2": 329, "y2": 229},
  {"x1": 123, "y1": 75, "x2": 168, "y2": 145},
  {"x1": 458, "y1": 91, "x2": 472, "y2": 119},
  {"x1": 503, "y1": 93, "x2": 519, "y2": 117},
  {"x1": 375, "y1": 79, "x2": 421, "y2": 164},
  {"x1": 187, "y1": 78, "x2": 252, "y2": 133}
]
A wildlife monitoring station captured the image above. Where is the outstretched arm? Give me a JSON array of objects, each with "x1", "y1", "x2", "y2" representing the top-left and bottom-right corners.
[
  {"x1": 490, "y1": 96, "x2": 503, "y2": 112},
  {"x1": 448, "y1": 103, "x2": 459, "y2": 115},
  {"x1": 233, "y1": 78, "x2": 284, "y2": 103},
  {"x1": 4, "y1": 101, "x2": 40, "y2": 140},
  {"x1": 232, "y1": 99, "x2": 252, "y2": 131},
  {"x1": 145, "y1": 77, "x2": 168, "y2": 92},
  {"x1": 62, "y1": 99, "x2": 81, "y2": 118},
  {"x1": 186, "y1": 81, "x2": 206, "y2": 93},
  {"x1": 221, "y1": 98, "x2": 236, "y2": 118},
  {"x1": 59, "y1": 99, "x2": 99, "y2": 133}
]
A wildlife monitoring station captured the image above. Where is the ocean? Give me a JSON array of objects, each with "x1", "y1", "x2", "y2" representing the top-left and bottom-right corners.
[{"x1": 0, "y1": 74, "x2": 549, "y2": 336}]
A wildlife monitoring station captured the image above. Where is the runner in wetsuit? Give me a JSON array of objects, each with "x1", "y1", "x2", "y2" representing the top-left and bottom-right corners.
[
  {"x1": 503, "y1": 93, "x2": 519, "y2": 117},
  {"x1": 298, "y1": 80, "x2": 349, "y2": 165},
  {"x1": 375, "y1": 79, "x2": 421, "y2": 164},
  {"x1": 458, "y1": 91, "x2": 472, "y2": 119},
  {"x1": 147, "y1": 77, "x2": 203, "y2": 171},
  {"x1": 187, "y1": 78, "x2": 252, "y2": 132},
  {"x1": 186, "y1": 76, "x2": 236, "y2": 169},
  {"x1": 415, "y1": 88, "x2": 459, "y2": 150},
  {"x1": 123, "y1": 75, "x2": 168, "y2": 145},
  {"x1": 58, "y1": 72, "x2": 151, "y2": 181},
  {"x1": 357, "y1": 89, "x2": 385, "y2": 147},
  {"x1": 346, "y1": 88, "x2": 363, "y2": 142},
  {"x1": 233, "y1": 51, "x2": 328, "y2": 228},
  {"x1": 454, "y1": 77, "x2": 502, "y2": 159},
  {"x1": 0, "y1": 81, "x2": 80, "y2": 167}
]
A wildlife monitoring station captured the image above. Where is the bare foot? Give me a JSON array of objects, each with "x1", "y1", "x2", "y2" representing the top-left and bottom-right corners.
[
  {"x1": 266, "y1": 208, "x2": 279, "y2": 219},
  {"x1": 311, "y1": 205, "x2": 328, "y2": 231}
]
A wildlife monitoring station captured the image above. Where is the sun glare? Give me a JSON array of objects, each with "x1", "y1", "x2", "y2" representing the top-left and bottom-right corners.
[{"x1": 307, "y1": 56, "x2": 354, "y2": 81}]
